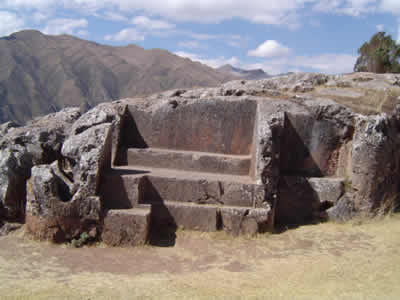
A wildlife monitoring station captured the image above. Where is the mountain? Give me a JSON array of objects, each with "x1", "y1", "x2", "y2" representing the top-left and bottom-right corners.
[
  {"x1": 217, "y1": 64, "x2": 270, "y2": 80},
  {"x1": 0, "y1": 30, "x2": 234, "y2": 124}
]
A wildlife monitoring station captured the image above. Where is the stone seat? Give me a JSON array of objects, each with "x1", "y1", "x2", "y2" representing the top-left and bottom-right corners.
[{"x1": 123, "y1": 147, "x2": 252, "y2": 175}]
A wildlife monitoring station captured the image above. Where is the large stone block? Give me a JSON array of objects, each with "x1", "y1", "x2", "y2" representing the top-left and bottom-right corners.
[
  {"x1": 151, "y1": 202, "x2": 218, "y2": 232},
  {"x1": 142, "y1": 173, "x2": 263, "y2": 208},
  {"x1": 280, "y1": 111, "x2": 351, "y2": 177},
  {"x1": 100, "y1": 171, "x2": 146, "y2": 209},
  {"x1": 351, "y1": 115, "x2": 400, "y2": 211},
  {"x1": 102, "y1": 208, "x2": 151, "y2": 246},
  {"x1": 127, "y1": 98, "x2": 257, "y2": 155}
]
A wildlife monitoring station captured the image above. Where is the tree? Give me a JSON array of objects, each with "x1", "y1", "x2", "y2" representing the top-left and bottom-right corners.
[{"x1": 354, "y1": 32, "x2": 400, "y2": 73}]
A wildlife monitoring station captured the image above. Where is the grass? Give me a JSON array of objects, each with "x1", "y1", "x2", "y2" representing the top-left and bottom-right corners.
[{"x1": 1, "y1": 214, "x2": 400, "y2": 299}]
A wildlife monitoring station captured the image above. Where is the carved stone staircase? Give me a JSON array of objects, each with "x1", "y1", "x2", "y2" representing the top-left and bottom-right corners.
[{"x1": 100, "y1": 147, "x2": 270, "y2": 246}]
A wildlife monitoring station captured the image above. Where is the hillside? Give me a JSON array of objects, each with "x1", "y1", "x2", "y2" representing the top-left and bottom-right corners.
[
  {"x1": 0, "y1": 30, "x2": 233, "y2": 124},
  {"x1": 217, "y1": 64, "x2": 270, "y2": 80}
]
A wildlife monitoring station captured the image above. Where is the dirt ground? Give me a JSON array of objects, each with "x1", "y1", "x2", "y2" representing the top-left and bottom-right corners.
[{"x1": 1, "y1": 215, "x2": 400, "y2": 300}]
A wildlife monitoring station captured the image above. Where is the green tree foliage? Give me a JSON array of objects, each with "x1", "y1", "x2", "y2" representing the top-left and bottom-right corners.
[{"x1": 354, "y1": 32, "x2": 400, "y2": 73}]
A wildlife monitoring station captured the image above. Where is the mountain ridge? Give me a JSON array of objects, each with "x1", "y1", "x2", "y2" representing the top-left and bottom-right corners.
[
  {"x1": 217, "y1": 64, "x2": 270, "y2": 80},
  {"x1": 0, "y1": 30, "x2": 234, "y2": 124}
]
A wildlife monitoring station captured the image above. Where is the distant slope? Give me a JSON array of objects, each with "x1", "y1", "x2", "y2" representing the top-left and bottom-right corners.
[
  {"x1": 217, "y1": 64, "x2": 270, "y2": 80},
  {"x1": 0, "y1": 30, "x2": 234, "y2": 124}
]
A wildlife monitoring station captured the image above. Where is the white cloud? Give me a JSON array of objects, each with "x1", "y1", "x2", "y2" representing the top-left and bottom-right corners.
[
  {"x1": 313, "y1": 0, "x2": 377, "y2": 16},
  {"x1": 107, "y1": 1, "x2": 307, "y2": 26},
  {"x1": 32, "y1": 12, "x2": 49, "y2": 23},
  {"x1": 0, "y1": 0, "x2": 321, "y2": 28},
  {"x1": 178, "y1": 41, "x2": 205, "y2": 49},
  {"x1": 175, "y1": 51, "x2": 240, "y2": 68},
  {"x1": 380, "y1": 0, "x2": 400, "y2": 15},
  {"x1": 104, "y1": 28, "x2": 145, "y2": 42},
  {"x1": 248, "y1": 40, "x2": 291, "y2": 58},
  {"x1": 0, "y1": 11, "x2": 24, "y2": 37},
  {"x1": 186, "y1": 32, "x2": 218, "y2": 40},
  {"x1": 0, "y1": 0, "x2": 55, "y2": 9},
  {"x1": 102, "y1": 12, "x2": 128, "y2": 22},
  {"x1": 246, "y1": 53, "x2": 357, "y2": 74},
  {"x1": 43, "y1": 18, "x2": 88, "y2": 35},
  {"x1": 132, "y1": 16, "x2": 175, "y2": 30},
  {"x1": 1, "y1": 0, "x2": 394, "y2": 29},
  {"x1": 376, "y1": 24, "x2": 384, "y2": 31}
]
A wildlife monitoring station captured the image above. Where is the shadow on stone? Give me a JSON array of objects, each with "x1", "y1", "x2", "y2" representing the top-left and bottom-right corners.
[
  {"x1": 280, "y1": 113, "x2": 324, "y2": 177},
  {"x1": 275, "y1": 176, "x2": 320, "y2": 226},
  {"x1": 100, "y1": 174, "x2": 140, "y2": 210},
  {"x1": 148, "y1": 220, "x2": 177, "y2": 248},
  {"x1": 114, "y1": 109, "x2": 148, "y2": 165},
  {"x1": 140, "y1": 178, "x2": 177, "y2": 247}
]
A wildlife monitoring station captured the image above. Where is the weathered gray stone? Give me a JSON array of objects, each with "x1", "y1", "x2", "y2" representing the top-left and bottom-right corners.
[
  {"x1": 221, "y1": 182, "x2": 265, "y2": 207},
  {"x1": 25, "y1": 165, "x2": 101, "y2": 242},
  {"x1": 326, "y1": 194, "x2": 356, "y2": 222},
  {"x1": 219, "y1": 73, "x2": 329, "y2": 96},
  {"x1": 307, "y1": 178, "x2": 345, "y2": 206},
  {"x1": 62, "y1": 123, "x2": 113, "y2": 198},
  {"x1": 0, "y1": 221, "x2": 23, "y2": 236},
  {"x1": 70, "y1": 103, "x2": 118, "y2": 135},
  {"x1": 102, "y1": 208, "x2": 151, "y2": 246},
  {"x1": 0, "y1": 108, "x2": 81, "y2": 220},
  {"x1": 21, "y1": 104, "x2": 121, "y2": 241},
  {"x1": 220, "y1": 207, "x2": 271, "y2": 236},
  {"x1": 0, "y1": 121, "x2": 20, "y2": 136},
  {"x1": 351, "y1": 114, "x2": 400, "y2": 212},
  {"x1": 220, "y1": 207, "x2": 247, "y2": 236}
]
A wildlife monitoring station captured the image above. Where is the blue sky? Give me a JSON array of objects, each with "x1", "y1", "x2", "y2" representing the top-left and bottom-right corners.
[{"x1": 1, "y1": 0, "x2": 400, "y2": 74}]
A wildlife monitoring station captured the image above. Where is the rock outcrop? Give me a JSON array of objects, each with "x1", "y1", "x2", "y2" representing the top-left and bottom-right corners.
[
  {"x1": 25, "y1": 104, "x2": 121, "y2": 241},
  {"x1": 0, "y1": 108, "x2": 81, "y2": 221},
  {"x1": 0, "y1": 72, "x2": 399, "y2": 245}
]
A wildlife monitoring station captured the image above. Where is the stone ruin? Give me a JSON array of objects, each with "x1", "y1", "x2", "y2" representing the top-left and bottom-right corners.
[{"x1": 0, "y1": 72, "x2": 399, "y2": 246}]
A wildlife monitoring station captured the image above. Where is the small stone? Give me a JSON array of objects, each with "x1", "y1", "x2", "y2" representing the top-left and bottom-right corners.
[{"x1": 88, "y1": 227, "x2": 97, "y2": 238}]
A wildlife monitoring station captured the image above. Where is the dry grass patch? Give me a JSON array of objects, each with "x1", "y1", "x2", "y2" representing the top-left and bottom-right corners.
[
  {"x1": 313, "y1": 86, "x2": 400, "y2": 115},
  {"x1": 1, "y1": 215, "x2": 400, "y2": 299}
]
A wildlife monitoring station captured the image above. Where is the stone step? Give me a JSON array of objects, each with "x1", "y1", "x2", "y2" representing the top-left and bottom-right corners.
[
  {"x1": 101, "y1": 206, "x2": 151, "y2": 247},
  {"x1": 101, "y1": 166, "x2": 264, "y2": 210},
  {"x1": 125, "y1": 147, "x2": 252, "y2": 176},
  {"x1": 151, "y1": 201, "x2": 272, "y2": 235},
  {"x1": 276, "y1": 176, "x2": 345, "y2": 225}
]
